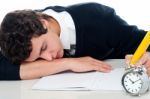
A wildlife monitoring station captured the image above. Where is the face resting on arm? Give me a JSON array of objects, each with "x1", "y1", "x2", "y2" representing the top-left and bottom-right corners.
[
  {"x1": 0, "y1": 10, "x2": 112, "y2": 80},
  {"x1": 0, "y1": 10, "x2": 63, "y2": 63}
]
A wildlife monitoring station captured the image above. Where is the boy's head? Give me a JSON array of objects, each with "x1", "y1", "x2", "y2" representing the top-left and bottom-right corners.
[{"x1": 0, "y1": 10, "x2": 64, "y2": 64}]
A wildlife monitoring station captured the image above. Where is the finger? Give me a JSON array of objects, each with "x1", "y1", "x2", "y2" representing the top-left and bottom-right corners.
[
  {"x1": 85, "y1": 57, "x2": 112, "y2": 72},
  {"x1": 97, "y1": 66, "x2": 112, "y2": 73},
  {"x1": 90, "y1": 58, "x2": 111, "y2": 67},
  {"x1": 141, "y1": 52, "x2": 150, "y2": 68},
  {"x1": 93, "y1": 64, "x2": 112, "y2": 73},
  {"x1": 136, "y1": 53, "x2": 149, "y2": 66},
  {"x1": 90, "y1": 59, "x2": 112, "y2": 70},
  {"x1": 146, "y1": 67, "x2": 150, "y2": 76},
  {"x1": 125, "y1": 54, "x2": 133, "y2": 64},
  {"x1": 143, "y1": 60, "x2": 150, "y2": 69},
  {"x1": 100, "y1": 62, "x2": 112, "y2": 70}
]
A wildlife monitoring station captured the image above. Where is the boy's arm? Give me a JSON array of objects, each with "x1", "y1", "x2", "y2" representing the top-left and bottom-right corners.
[
  {"x1": 20, "y1": 59, "x2": 69, "y2": 80},
  {"x1": 1, "y1": 51, "x2": 111, "y2": 80},
  {"x1": 107, "y1": 9, "x2": 146, "y2": 56},
  {"x1": 20, "y1": 57, "x2": 112, "y2": 80},
  {"x1": 0, "y1": 53, "x2": 20, "y2": 80}
]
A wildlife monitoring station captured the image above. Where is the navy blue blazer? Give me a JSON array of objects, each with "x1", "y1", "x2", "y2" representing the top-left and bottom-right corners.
[{"x1": 0, "y1": 2, "x2": 147, "y2": 80}]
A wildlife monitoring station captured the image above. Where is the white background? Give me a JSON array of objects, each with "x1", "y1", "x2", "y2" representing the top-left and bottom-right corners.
[{"x1": 0, "y1": 0, "x2": 150, "y2": 30}]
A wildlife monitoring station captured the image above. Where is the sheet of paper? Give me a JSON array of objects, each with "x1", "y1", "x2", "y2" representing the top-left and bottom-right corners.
[
  {"x1": 32, "y1": 72, "x2": 97, "y2": 90},
  {"x1": 90, "y1": 68, "x2": 124, "y2": 90},
  {"x1": 32, "y1": 68, "x2": 125, "y2": 91}
]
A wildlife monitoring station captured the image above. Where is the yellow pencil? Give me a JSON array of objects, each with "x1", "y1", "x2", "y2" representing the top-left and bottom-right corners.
[{"x1": 130, "y1": 31, "x2": 150, "y2": 65}]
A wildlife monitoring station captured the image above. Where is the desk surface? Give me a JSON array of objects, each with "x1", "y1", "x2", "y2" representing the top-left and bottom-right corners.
[{"x1": 0, "y1": 59, "x2": 150, "y2": 99}]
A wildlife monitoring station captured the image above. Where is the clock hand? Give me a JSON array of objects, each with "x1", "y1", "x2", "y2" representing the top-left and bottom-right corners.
[
  {"x1": 134, "y1": 79, "x2": 141, "y2": 83},
  {"x1": 129, "y1": 78, "x2": 134, "y2": 84}
]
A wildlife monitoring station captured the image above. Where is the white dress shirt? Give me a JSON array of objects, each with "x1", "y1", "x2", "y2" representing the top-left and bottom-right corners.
[{"x1": 43, "y1": 9, "x2": 76, "y2": 50}]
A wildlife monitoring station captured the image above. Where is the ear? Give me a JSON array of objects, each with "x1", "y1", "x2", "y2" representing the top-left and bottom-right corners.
[{"x1": 40, "y1": 19, "x2": 49, "y2": 29}]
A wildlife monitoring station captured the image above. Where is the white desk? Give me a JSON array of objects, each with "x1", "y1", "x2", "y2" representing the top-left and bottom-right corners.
[{"x1": 0, "y1": 59, "x2": 150, "y2": 99}]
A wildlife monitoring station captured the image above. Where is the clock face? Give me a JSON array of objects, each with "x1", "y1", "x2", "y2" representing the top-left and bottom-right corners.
[{"x1": 123, "y1": 72, "x2": 143, "y2": 94}]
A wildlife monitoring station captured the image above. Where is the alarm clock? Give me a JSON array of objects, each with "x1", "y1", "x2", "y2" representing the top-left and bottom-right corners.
[{"x1": 122, "y1": 66, "x2": 150, "y2": 96}]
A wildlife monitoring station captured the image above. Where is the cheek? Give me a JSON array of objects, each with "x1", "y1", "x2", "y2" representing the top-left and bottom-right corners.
[
  {"x1": 47, "y1": 43, "x2": 60, "y2": 51},
  {"x1": 25, "y1": 51, "x2": 39, "y2": 61},
  {"x1": 56, "y1": 40, "x2": 63, "y2": 50},
  {"x1": 49, "y1": 38, "x2": 63, "y2": 49}
]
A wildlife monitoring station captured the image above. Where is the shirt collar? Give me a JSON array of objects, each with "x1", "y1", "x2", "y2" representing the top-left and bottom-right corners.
[{"x1": 43, "y1": 9, "x2": 71, "y2": 49}]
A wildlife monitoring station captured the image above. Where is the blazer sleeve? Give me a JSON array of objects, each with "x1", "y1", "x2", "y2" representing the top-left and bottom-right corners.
[
  {"x1": 107, "y1": 9, "x2": 147, "y2": 56},
  {"x1": 0, "y1": 53, "x2": 20, "y2": 80}
]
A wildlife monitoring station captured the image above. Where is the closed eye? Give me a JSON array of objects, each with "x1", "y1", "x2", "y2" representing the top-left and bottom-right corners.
[{"x1": 40, "y1": 43, "x2": 47, "y2": 54}]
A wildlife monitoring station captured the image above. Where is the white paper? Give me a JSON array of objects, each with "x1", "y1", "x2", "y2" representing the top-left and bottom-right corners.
[
  {"x1": 90, "y1": 68, "x2": 124, "y2": 90},
  {"x1": 32, "y1": 68, "x2": 125, "y2": 91}
]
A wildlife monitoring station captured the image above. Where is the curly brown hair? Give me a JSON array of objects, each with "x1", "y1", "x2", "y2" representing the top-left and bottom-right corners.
[{"x1": 0, "y1": 10, "x2": 51, "y2": 64}]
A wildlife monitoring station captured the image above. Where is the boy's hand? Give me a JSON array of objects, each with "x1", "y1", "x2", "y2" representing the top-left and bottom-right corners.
[
  {"x1": 125, "y1": 52, "x2": 150, "y2": 76},
  {"x1": 65, "y1": 56, "x2": 112, "y2": 73}
]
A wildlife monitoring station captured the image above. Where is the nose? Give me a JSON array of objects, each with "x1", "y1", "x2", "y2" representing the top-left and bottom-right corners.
[
  {"x1": 40, "y1": 52, "x2": 53, "y2": 61},
  {"x1": 40, "y1": 51, "x2": 57, "y2": 61}
]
